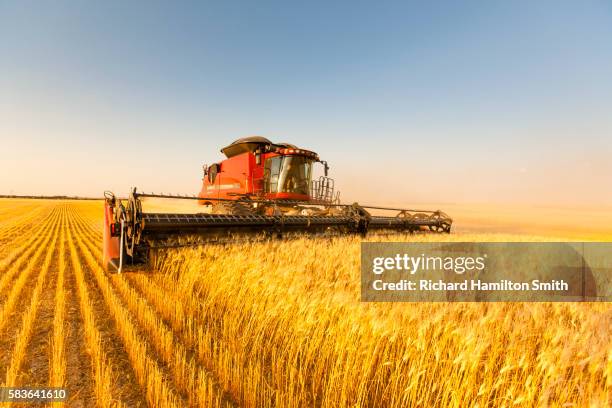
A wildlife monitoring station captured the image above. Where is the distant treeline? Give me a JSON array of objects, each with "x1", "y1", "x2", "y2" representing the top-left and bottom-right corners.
[{"x1": 0, "y1": 195, "x2": 101, "y2": 200}]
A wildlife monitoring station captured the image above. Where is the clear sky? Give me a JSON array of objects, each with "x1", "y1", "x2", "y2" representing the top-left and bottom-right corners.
[{"x1": 1, "y1": 1, "x2": 611, "y2": 206}]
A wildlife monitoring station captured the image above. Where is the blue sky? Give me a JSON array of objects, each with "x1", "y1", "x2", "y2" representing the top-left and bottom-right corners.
[{"x1": 1, "y1": 1, "x2": 611, "y2": 205}]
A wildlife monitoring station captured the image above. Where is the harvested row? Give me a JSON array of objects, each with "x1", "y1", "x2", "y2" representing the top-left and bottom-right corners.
[
  {"x1": 0, "y1": 203, "x2": 47, "y2": 244},
  {"x1": 49, "y1": 210, "x2": 67, "y2": 390},
  {"x1": 0, "y1": 208, "x2": 62, "y2": 336},
  {"x1": 68, "y1": 207, "x2": 183, "y2": 408},
  {"x1": 0, "y1": 200, "x2": 47, "y2": 228},
  {"x1": 68, "y1": 203, "x2": 101, "y2": 235},
  {"x1": 0, "y1": 206, "x2": 59, "y2": 279},
  {"x1": 66, "y1": 208, "x2": 101, "y2": 243},
  {"x1": 0, "y1": 202, "x2": 54, "y2": 265},
  {"x1": 0, "y1": 205, "x2": 57, "y2": 269},
  {"x1": 2, "y1": 206, "x2": 63, "y2": 395},
  {"x1": 65, "y1": 212, "x2": 125, "y2": 408},
  {"x1": 71, "y1": 214, "x2": 234, "y2": 407},
  {"x1": 66, "y1": 208, "x2": 146, "y2": 407}
]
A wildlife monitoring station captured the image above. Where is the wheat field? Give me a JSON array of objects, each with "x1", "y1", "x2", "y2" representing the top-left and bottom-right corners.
[{"x1": 0, "y1": 199, "x2": 609, "y2": 407}]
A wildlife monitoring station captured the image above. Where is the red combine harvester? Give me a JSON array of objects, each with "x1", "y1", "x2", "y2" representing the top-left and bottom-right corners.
[{"x1": 103, "y1": 137, "x2": 452, "y2": 271}]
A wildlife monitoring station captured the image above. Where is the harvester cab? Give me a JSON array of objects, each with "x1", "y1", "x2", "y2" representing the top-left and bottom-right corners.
[
  {"x1": 199, "y1": 136, "x2": 338, "y2": 207},
  {"x1": 103, "y1": 136, "x2": 452, "y2": 272}
]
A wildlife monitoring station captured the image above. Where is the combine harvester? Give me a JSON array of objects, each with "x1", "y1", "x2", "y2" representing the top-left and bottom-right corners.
[{"x1": 103, "y1": 137, "x2": 452, "y2": 271}]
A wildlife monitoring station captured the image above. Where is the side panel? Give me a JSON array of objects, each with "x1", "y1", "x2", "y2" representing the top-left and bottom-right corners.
[
  {"x1": 199, "y1": 154, "x2": 250, "y2": 201},
  {"x1": 102, "y1": 201, "x2": 120, "y2": 271}
]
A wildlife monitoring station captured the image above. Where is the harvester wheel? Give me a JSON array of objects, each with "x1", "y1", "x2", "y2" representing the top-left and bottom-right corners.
[{"x1": 428, "y1": 211, "x2": 452, "y2": 233}]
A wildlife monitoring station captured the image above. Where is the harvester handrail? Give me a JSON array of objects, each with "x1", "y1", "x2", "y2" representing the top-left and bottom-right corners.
[
  {"x1": 133, "y1": 191, "x2": 441, "y2": 214},
  {"x1": 359, "y1": 205, "x2": 444, "y2": 214}
]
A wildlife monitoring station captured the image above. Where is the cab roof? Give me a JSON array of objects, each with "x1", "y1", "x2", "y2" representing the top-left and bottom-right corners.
[{"x1": 221, "y1": 136, "x2": 301, "y2": 158}]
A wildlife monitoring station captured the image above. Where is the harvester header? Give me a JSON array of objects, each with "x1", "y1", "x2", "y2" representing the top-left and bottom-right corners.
[{"x1": 103, "y1": 136, "x2": 452, "y2": 272}]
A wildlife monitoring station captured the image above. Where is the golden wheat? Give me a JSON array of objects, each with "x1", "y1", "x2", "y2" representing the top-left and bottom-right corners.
[
  {"x1": 0, "y1": 198, "x2": 608, "y2": 407},
  {"x1": 150, "y1": 235, "x2": 611, "y2": 407}
]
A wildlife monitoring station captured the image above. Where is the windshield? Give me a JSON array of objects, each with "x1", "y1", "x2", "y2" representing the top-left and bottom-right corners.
[{"x1": 264, "y1": 156, "x2": 312, "y2": 195}]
